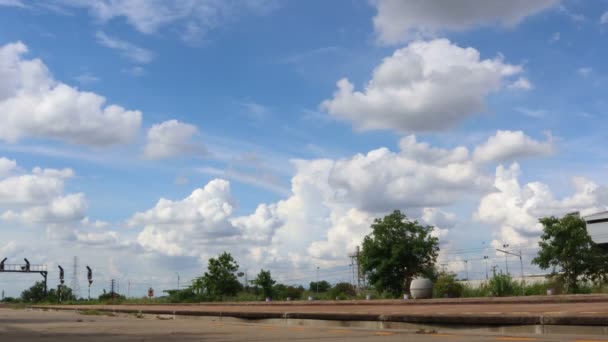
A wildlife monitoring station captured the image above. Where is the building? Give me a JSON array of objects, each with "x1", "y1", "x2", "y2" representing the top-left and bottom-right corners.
[{"x1": 584, "y1": 211, "x2": 608, "y2": 251}]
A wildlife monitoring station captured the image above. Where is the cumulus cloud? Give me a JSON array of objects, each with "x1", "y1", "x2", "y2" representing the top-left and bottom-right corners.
[
  {"x1": 321, "y1": 39, "x2": 523, "y2": 132},
  {"x1": 602, "y1": 12, "x2": 608, "y2": 24},
  {"x1": 475, "y1": 163, "x2": 608, "y2": 247},
  {"x1": 0, "y1": 42, "x2": 142, "y2": 146},
  {"x1": 372, "y1": 0, "x2": 558, "y2": 44},
  {"x1": 95, "y1": 31, "x2": 154, "y2": 63},
  {"x1": 0, "y1": 159, "x2": 87, "y2": 225},
  {"x1": 473, "y1": 130, "x2": 553, "y2": 163},
  {"x1": 0, "y1": 157, "x2": 17, "y2": 177},
  {"x1": 143, "y1": 120, "x2": 205, "y2": 160}
]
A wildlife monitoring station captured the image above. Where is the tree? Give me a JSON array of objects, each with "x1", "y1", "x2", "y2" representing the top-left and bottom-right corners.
[
  {"x1": 532, "y1": 214, "x2": 608, "y2": 292},
  {"x1": 308, "y1": 280, "x2": 330, "y2": 293},
  {"x1": 360, "y1": 210, "x2": 439, "y2": 296},
  {"x1": 329, "y1": 282, "x2": 356, "y2": 299},
  {"x1": 47, "y1": 285, "x2": 76, "y2": 303},
  {"x1": 252, "y1": 269, "x2": 276, "y2": 299},
  {"x1": 21, "y1": 281, "x2": 47, "y2": 303},
  {"x1": 200, "y1": 252, "x2": 242, "y2": 300}
]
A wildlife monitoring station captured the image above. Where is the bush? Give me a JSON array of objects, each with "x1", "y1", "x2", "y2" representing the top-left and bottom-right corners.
[
  {"x1": 329, "y1": 283, "x2": 356, "y2": 299},
  {"x1": 433, "y1": 273, "x2": 464, "y2": 298},
  {"x1": 487, "y1": 273, "x2": 517, "y2": 297}
]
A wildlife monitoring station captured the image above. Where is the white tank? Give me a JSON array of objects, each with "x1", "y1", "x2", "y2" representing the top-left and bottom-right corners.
[{"x1": 410, "y1": 278, "x2": 433, "y2": 299}]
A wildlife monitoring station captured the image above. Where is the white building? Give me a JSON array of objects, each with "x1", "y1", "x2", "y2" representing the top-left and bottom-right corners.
[{"x1": 584, "y1": 211, "x2": 608, "y2": 249}]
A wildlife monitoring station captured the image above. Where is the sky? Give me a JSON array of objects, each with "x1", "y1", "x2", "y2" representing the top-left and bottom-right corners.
[{"x1": 1, "y1": 0, "x2": 608, "y2": 298}]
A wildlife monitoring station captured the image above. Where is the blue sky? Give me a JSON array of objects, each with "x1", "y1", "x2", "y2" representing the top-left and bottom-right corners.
[{"x1": 0, "y1": 0, "x2": 607, "y2": 297}]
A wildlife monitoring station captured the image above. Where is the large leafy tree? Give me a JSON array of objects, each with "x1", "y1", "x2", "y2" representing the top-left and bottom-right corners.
[
  {"x1": 200, "y1": 252, "x2": 242, "y2": 300},
  {"x1": 20, "y1": 281, "x2": 47, "y2": 303},
  {"x1": 533, "y1": 214, "x2": 608, "y2": 292},
  {"x1": 360, "y1": 210, "x2": 439, "y2": 296},
  {"x1": 252, "y1": 269, "x2": 276, "y2": 299}
]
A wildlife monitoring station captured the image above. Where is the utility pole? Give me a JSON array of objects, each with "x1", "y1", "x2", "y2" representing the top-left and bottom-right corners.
[
  {"x1": 491, "y1": 265, "x2": 498, "y2": 277},
  {"x1": 497, "y1": 248, "x2": 525, "y2": 295},
  {"x1": 316, "y1": 266, "x2": 319, "y2": 294},
  {"x1": 483, "y1": 256, "x2": 489, "y2": 280},
  {"x1": 175, "y1": 272, "x2": 180, "y2": 290},
  {"x1": 464, "y1": 260, "x2": 469, "y2": 280},
  {"x1": 502, "y1": 244, "x2": 510, "y2": 274},
  {"x1": 127, "y1": 281, "x2": 131, "y2": 298}
]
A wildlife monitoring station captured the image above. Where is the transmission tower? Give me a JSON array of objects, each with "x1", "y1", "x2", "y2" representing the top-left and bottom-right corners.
[
  {"x1": 71, "y1": 256, "x2": 80, "y2": 299},
  {"x1": 348, "y1": 246, "x2": 366, "y2": 291}
]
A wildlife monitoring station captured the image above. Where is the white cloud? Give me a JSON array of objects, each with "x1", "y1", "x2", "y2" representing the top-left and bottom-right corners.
[
  {"x1": 62, "y1": 0, "x2": 278, "y2": 43},
  {"x1": 2, "y1": 193, "x2": 87, "y2": 224},
  {"x1": 549, "y1": 32, "x2": 560, "y2": 43},
  {"x1": 74, "y1": 72, "x2": 100, "y2": 85},
  {"x1": 475, "y1": 163, "x2": 608, "y2": 246},
  {"x1": 473, "y1": 130, "x2": 553, "y2": 163},
  {"x1": 602, "y1": 12, "x2": 608, "y2": 24},
  {"x1": 0, "y1": 166, "x2": 74, "y2": 206},
  {"x1": 0, "y1": 42, "x2": 142, "y2": 146},
  {"x1": 509, "y1": 77, "x2": 533, "y2": 90},
  {"x1": 95, "y1": 31, "x2": 154, "y2": 63},
  {"x1": 0, "y1": 160, "x2": 86, "y2": 225},
  {"x1": 0, "y1": 157, "x2": 17, "y2": 177},
  {"x1": 372, "y1": 0, "x2": 558, "y2": 44},
  {"x1": 321, "y1": 39, "x2": 523, "y2": 132},
  {"x1": 143, "y1": 120, "x2": 205, "y2": 160},
  {"x1": 132, "y1": 179, "x2": 240, "y2": 256},
  {"x1": 578, "y1": 67, "x2": 592, "y2": 77},
  {"x1": 515, "y1": 107, "x2": 546, "y2": 118}
]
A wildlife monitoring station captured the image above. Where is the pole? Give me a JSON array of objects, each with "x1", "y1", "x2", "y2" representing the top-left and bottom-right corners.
[
  {"x1": 483, "y1": 256, "x2": 489, "y2": 280},
  {"x1": 316, "y1": 266, "x2": 319, "y2": 294},
  {"x1": 128, "y1": 281, "x2": 131, "y2": 298},
  {"x1": 519, "y1": 250, "x2": 525, "y2": 296},
  {"x1": 464, "y1": 260, "x2": 469, "y2": 280},
  {"x1": 503, "y1": 244, "x2": 509, "y2": 274}
]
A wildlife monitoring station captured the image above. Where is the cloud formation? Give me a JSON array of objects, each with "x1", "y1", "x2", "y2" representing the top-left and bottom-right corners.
[
  {"x1": 143, "y1": 120, "x2": 206, "y2": 160},
  {"x1": 321, "y1": 39, "x2": 523, "y2": 132},
  {"x1": 372, "y1": 0, "x2": 558, "y2": 44},
  {"x1": 0, "y1": 42, "x2": 142, "y2": 146}
]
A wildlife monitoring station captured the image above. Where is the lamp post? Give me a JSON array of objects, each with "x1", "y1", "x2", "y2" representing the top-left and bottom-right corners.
[
  {"x1": 502, "y1": 244, "x2": 510, "y2": 274},
  {"x1": 483, "y1": 256, "x2": 489, "y2": 280}
]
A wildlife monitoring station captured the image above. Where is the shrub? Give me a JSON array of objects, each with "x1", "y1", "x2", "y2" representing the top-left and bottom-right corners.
[
  {"x1": 433, "y1": 272, "x2": 464, "y2": 298},
  {"x1": 329, "y1": 282, "x2": 356, "y2": 299},
  {"x1": 487, "y1": 273, "x2": 517, "y2": 297}
]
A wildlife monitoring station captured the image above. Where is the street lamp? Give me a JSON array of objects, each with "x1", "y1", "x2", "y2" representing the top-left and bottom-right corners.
[
  {"x1": 502, "y1": 244, "x2": 510, "y2": 274},
  {"x1": 483, "y1": 256, "x2": 489, "y2": 280}
]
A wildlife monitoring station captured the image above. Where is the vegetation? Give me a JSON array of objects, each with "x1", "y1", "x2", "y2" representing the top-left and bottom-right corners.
[
  {"x1": 533, "y1": 214, "x2": 608, "y2": 293},
  {"x1": 433, "y1": 272, "x2": 464, "y2": 298},
  {"x1": 360, "y1": 210, "x2": 439, "y2": 296},
  {"x1": 193, "y1": 252, "x2": 243, "y2": 300},
  {"x1": 14, "y1": 212, "x2": 608, "y2": 304},
  {"x1": 251, "y1": 269, "x2": 276, "y2": 299},
  {"x1": 309, "y1": 280, "x2": 331, "y2": 293}
]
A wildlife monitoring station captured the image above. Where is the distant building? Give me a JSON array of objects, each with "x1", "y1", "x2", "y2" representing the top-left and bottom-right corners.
[{"x1": 584, "y1": 211, "x2": 608, "y2": 251}]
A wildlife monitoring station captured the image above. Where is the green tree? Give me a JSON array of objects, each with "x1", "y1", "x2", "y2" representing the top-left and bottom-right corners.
[
  {"x1": 252, "y1": 269, "x2": 276, "y2": 299},
  {"x1": 201, "y1": 252, "x2": 242, "y2": 300},
  {"x1": 532, "y1": 214, "x2": 608, "y2": 293},
  {"x1": 47, "y1": 285, "x2": 76, "y2": 303},
  {"x1": 329, "y1": 282, "x2": 356, "y2": 299},
  {"x1": 308, "y1": 280, "x2": 330, "y2": 293},
  {"x1": 360, "y1": 210, "x2": 439, "y2": 296},
  {"x1": 20, "y1": 281, "x2": 47, "y2": 303}
]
